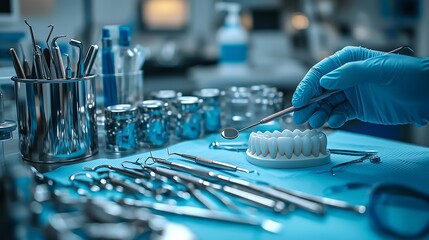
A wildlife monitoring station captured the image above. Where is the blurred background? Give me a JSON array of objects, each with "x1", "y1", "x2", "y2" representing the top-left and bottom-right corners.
[{"x1": 1, "y1": 0, "x2": 428, "y2": 146}]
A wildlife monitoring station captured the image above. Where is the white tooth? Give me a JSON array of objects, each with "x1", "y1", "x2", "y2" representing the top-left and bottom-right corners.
[
  {"x1": 255, "y1": 136, "x2": 262, "y2": 155},
  {"x1": 256, "y1": 131, "x2": 263, "y2": 136},
  {"x1": 249, "y1": 135, "x2": 255, "y2": 154},
  {"x1": 264, "y1": 131, "x2": 272, "y2": 138},
  {"x1": 311, "y1": 136, "x2": 320, "y2": 157},
  {"x1": 293, "y1": 136, "x2": 303, "y2": 156},
  {"x1": 282, "y1": 129, "x2": 293, "y2": 137},
  {"x1": 277, "y1": 137, "x2": 286, "y2": 155},
  {"x1": 272, "y1": 130, "x2": 282, "y2": 138},
  {"x1": 319, "y1": 132, "x2": 328, "y2": 155},
  {"x1": 268, "y1": 137, "x2": 277, "y2": 159},
  {"x1": 278, "y1": 137, "x2": 294, "y2": 158},
  {"x1": 260, "y1": 137, "x2": 269, "y2": 157},
  {"x1": 302, "y1": 135, "x2": 312, "y2": 156},
  {"x1": 310, "y1": 129, "x2": 318, "y2": 136},
  {"x1": 250, "y1": 132, "x2": 257, "y2": 137},
  {"x1": 303, "y1": 129, "x2": 311, "y2": 136},
  {"x1": 293, "y1": 129, "x2": 302, "y2": 137}
]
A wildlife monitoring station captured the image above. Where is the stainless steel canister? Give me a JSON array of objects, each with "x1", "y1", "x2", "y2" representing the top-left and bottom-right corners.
[
  {"x1": 151, "y1": 90, "x2": 182, "y2": 132},
  {"x1": 105, "y1": 104, "x2": 137, "y2": 153},
  {"x1": 174, "y1": 96, "x2": 203, "y2": 140},
  {"x1": 136, "y1": 100, "x2": 170, "y2": 147},
  {"x1": 12, "y1": 76, "x2": 98, "y2": 163},
  {"x1": 194, "y1": 88, "x2": 221, "y2": 132}
]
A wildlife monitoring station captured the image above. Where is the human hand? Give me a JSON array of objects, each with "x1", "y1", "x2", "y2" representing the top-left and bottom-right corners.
[{"x1": 292, "y1": 46, "x2": 429, "y2": 128}]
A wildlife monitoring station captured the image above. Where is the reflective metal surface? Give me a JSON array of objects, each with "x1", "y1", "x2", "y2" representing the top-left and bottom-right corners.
[
  {"x1": 105, "y1": 104, "x2": 137, "y2": 153},
  {"x1": 174, "y1": 96, "x2": 203, "y2": 140},
  {"x1": 136, "y1": 100, "x2": 170, "y2": 147},
  {"x1": 12, "y1": 76, "x2": 98, "y2": 163}
]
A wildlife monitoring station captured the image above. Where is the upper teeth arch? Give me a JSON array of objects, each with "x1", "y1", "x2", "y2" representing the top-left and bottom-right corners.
[{"x1": 247, "y1": 129, "x2": 328, "y2": 159}]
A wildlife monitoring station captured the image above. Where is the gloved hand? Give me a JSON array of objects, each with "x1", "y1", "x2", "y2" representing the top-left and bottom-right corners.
[{"x1": 292, "y1": 46, "x2": 429, "y2": 128}]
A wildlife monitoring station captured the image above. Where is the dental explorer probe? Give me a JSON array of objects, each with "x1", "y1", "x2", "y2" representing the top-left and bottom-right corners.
[
  {"x1": 44, "y1": 24, "x2": 54, "y2": 72},
  {"x1": 221, "y1": 89, "x2": 341, "y2": 140},
  {"x1": 24, "y1": 19, "x2": 44, "y2": 79},
  {"x1": 166, "y1": 148, "x2": 257, "y2": 174}
]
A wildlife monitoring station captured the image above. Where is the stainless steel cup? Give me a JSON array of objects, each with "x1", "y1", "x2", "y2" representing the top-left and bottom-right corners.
[{"x1": 12, "y1": 76, "x2": 98, "y2": 163}]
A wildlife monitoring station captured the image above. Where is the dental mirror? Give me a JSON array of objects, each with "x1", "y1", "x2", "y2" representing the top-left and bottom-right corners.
[
  {"x1": 220, "y1": 90, "x2": 340, "y2": 140},
  {"x1": 221, "y1": 128, "x2": 240, "y2": 140}
]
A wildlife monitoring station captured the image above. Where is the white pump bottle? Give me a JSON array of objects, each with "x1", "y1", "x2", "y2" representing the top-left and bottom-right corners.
[{"x1": 216, "y1": 2, "x2": 248, "y2": 66}]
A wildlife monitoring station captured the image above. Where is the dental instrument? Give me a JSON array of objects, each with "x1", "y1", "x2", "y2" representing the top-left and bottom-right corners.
[
  {"x1": 210, "y1": 141, "x2": 248, "y2": 151},
  {"x1": 330, "y1": 154, "x2": 381, "y2": 176},
  {"x1": 39, "y1": 45, "x2": 51, "y2": 79},
  {"x1": 24, "y1": 19, "x2": 44, "y2": 79},
  {"x1": 186, "y1": 182, "x2": 218, "y2": 210},
  {"x1": 51, "y1": 35, "x2": 67, "y2": 79},
  {"x1": 119, "y1": 198, "x2": 283, "y2": 234},
  {"x1": 9, "y1": 48, "x2": 26, "y2": 78},
  {"x1": 221, "y1": 90, "x2": 341, "y2": 140},
  {"x1": 166, "y1": 148, "x2": 257, "y2": 174},
  {"x1": 215, "y1": 174, "x2": 325, "y2": 215},
  {"x1": 44, "y1": 24, "x2": 54, "y2": 72},
  {"x1": 83, "y1": 44, "x2": 99, "y2": 76},
  {"x1": 271, "y1": 185, "x2": 367, "y2": 214},
  {"x1": 83, "y1": 164, "x2": 151, "y2": 180},
  {"x1": 19, "y1": 44, "x2": 31, "y2": 78},
  {"x1": 143, "y1": 155, "x2": 219, "y2": 181},
  {"x1": 204, "y1": 187, "x2": 239, "y2": 212},
  {"x1": 329, "y1": 149, "x2": 378, "y2": 156},
  {"x1": 69, "y1": 39, "x2": 85, "y2": 78},
  {"x1": 65, "y1": 54, "x2": 72, "y2": 79}
]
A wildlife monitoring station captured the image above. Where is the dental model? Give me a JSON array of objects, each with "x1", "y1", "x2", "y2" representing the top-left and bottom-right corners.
[{"x1": 246, "y1": 129, "x2": 330, "y2": 168}]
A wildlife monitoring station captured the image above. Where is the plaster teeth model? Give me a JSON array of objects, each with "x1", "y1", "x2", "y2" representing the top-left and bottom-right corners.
[{"x1": 246, "y1": 129, "x2": 330, "y2": 168}]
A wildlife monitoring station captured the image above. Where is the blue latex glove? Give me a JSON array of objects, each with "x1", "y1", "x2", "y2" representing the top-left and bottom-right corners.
[{"x1": 292, "y1": 46, "x2": 429, "y2": 128}]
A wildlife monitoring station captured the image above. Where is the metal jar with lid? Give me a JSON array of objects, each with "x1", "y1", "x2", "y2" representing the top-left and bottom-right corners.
[
  {"x1": 105, "y1": 104, "x2": 137, "y2": 153},
  {"x1": 174, "y1": 96, "x2": 203, "y2": 140},
  {"x1": 194, "y1": 88, "x2": 221, "y2": 132},
  {"x1": 136, "y1": 100, "x2": 170, "y2": 147}
]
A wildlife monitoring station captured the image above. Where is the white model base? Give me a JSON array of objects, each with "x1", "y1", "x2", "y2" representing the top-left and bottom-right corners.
[{"x1": 246, "y1": 150, "x2": 331, "y2": 169}]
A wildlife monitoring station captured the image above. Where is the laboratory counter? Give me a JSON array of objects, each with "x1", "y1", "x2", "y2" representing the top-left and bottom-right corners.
[{"x1": 3, "y1": 129, "x2": 428, "y2": 239}]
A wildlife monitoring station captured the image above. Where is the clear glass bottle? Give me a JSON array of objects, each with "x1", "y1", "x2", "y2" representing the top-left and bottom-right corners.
[
  {"x1": 194, "y1": 88, "x2": 221, "y2": 133},
  {"x1": 136, "y1": 100, "x2": 170, "y2": 147},
  {"x1": 223, "y1": 86, "x2": 252, "y2": 129}
]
